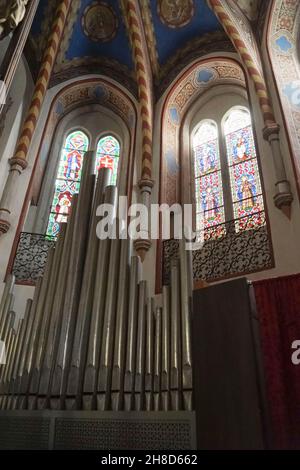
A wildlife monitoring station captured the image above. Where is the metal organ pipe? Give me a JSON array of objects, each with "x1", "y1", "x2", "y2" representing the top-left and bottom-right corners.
[{"x1": 0, "y1": 165, "x2": 193, "y2": 412}]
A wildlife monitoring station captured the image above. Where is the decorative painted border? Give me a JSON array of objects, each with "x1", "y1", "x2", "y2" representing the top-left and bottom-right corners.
[
  {"x1": 156, "y1": 31, "x2": 235, "y2": 98},
  {"x1": 267, "y1": 0, "x2": 300, "y2": 188},
  {"x1": 50, "y1": 56, "x2": 137, "y2": 97}
]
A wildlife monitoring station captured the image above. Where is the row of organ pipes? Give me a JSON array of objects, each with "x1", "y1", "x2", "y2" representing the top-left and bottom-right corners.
[{"x1": 0, "y1": 151, "x2": 193, "y2": 412}]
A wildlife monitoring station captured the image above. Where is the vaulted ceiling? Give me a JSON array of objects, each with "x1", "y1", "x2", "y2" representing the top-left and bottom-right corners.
[{"x1": 26, "y1": 0, "x2": 264, "y2": 98}]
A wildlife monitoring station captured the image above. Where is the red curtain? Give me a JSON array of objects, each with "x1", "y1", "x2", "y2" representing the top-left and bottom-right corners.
[{"x1": 254, "y1": 274, "x2": 300, "y2": 449}]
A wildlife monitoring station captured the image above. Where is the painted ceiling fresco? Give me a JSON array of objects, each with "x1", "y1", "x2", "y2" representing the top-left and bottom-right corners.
[
  {"x1": 27, "y1": 0, "x2": 228, "y2": 96},
  {"x1": 147, "y1": 0, "x2": 221, "y2": 65}
]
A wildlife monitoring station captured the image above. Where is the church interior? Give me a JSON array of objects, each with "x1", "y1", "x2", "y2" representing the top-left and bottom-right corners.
[{"x1": 0, "y1": 0, "x2": 300, "y2": 451}]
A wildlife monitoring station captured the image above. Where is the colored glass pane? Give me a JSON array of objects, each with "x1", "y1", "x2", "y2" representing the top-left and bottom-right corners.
[
  {"x1": 195, "y1": 170, "x2": 224, "y2": 229},
  {"x1": 224, "y1": 108, "x2": 251, "y2": 134},
  {"x1": 193, "y1": 120, "x2": 218, "y2": 147},
  {"x1": 46, "y1": 213, "x2": 61, "y2": 238},
  {"x1": 46, "y1": 130, "x2": 89, "y2": 237},
  {"x1": 225, "y1": 125, "x2": 255, "y2": 167},
  {"x1": 194, "y1": 139, "x2": 219, "y2": 177},
  {"x1": 57, "y1": 148, "x2": 83, "y2": 181},
  {"x1": 50, "y1": 180, "x2": 80, "y2": 215},
  {"x1": 225, "y1": 108, "x2": 264, "y2": 232},
  {"x1": 193, "y1": 121, "x2": 224, "y2": 233},
  {"x1": 96, "y1": 135, "x2": 120, "y2": 185}
]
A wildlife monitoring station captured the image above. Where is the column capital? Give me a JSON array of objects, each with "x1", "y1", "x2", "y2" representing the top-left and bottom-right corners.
[
  {"x1": 134, "y1": 238, "x2": 152, "y2": 262},
  {"x1": 274, "y1": 187, "x2": 294, "y2": 219},
  {"x1": 0, "y1": 214, "x2": 11, "y2": 235},
  {"x1": 263, "y1": 123, "x2": 280, "y2": 141},
  {"x1": 138, "y1": 178, "x2": 154, "y2": 194},
  {"x1": 9, "y1": 157, "x2": 28, "y2": 172}
]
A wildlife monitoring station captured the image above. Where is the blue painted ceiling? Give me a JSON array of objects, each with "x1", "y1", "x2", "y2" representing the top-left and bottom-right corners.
[
  {"x1": 28, "y1": 0, "x2": 224, "y2": 94},
  {"x1": 150, "y1": 0, "x2": 222, "y2": 65},
  {"x1": 65, "y1": 0, "x2": 134, "y2": 69}
]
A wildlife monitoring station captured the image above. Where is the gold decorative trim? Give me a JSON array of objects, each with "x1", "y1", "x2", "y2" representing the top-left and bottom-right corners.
[
  {"x1": 55, "y1": 0, "x2": 81, "y2": 71},
  {"x1": 159, "y1": 31, "x2": 231, "y2": 80},
  {"x1": 140, "y1": 0, "x2": 160, "y2": 78},
  {"x1": 54, "y1": 54, "x2": 135, "y2": 78}
]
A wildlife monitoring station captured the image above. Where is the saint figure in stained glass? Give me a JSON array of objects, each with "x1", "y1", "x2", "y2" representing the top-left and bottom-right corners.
[
  {"x1": 64, "y1": 150, "x2": 82, "y2": 180},
  {"x1": 54, "y1": 191, "x2": 72, "y2": 223},
  {"x1": 193, "y1": 121, "x2": 224, "y2": 236},
  {"x1": 224, "y1": 108, "x2": 264, "y2": 230},
  {"x1": 240, "y1": 176, "x2": 255, "y2": 209},
  {"x1": 46, "y1": 130, "x2": 89, "y2": 238}
]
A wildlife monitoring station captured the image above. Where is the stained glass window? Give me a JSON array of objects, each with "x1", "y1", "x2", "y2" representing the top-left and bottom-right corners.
[
  {"x1": 193, "y1": 121, "x2": 225, "y2": 236},
  {"x1": 96, "y1": 135, "x2": 120, "y2": 185},
  {"x1": 46, "y1": 130, "x2": 89, "y2": 238},
  {"x1": 224, "y1": 108, "x2": 264, "y2": 231}
]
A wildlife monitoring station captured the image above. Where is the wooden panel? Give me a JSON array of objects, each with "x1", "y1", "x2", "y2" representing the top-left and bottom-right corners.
[{"x1": 192, "y1": 278, "x2": 267, "y2": 449}]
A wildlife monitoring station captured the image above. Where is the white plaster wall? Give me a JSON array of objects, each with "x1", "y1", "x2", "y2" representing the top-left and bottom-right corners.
[
  {"x1": 0, "y1": 56, "x2": 34, "y2": 189},
  {"x1": 0, "y1": 54, "x2": 34, "y2": 312}
]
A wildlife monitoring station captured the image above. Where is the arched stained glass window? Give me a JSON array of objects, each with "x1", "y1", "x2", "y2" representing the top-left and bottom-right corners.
[
  {"x1": 96, "y1": 135, "x2": 120, "y2": 185},
  {"x1": 193, "y1": 120, "x2": 225, "y2": 235},
  {"x1": 46, "y1": 130, "x2": 89, "y2": 238},
  {"x1": 224, "y1": 108, "x2": 264, "y2": 231}
]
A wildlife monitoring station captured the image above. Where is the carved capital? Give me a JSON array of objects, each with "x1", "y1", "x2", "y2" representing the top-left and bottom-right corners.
[
  {"x1": 274, "y1": 190, "x2": 293, "y2": 219},
  {"x1": 0, "y1": 216, "x2": 10, "y2": 235},
  {"x1": 134, "y1": 238, "x2": 152, "y2": 262},
  {"x1": 9, "y1": 156, "x2": 28, "y2": 172},
  {"x1": 263, "y1": 123, "x2": 280, "y2": 141},
  {"x1": 138, "y1": 178, "x2": 154, "y2": 194}
]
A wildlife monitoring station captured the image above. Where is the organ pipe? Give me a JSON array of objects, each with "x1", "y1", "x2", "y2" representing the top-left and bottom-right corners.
[{"x1": 0, "y1": 157, "x2": 194, "y2": 411}]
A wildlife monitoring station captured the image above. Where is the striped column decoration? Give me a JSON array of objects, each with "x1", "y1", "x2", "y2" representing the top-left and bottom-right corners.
[
  {"x1": 208, "y1": 0, "x2": 276, "y2": 127},
  {"x1": 123, "y1": 0, "x2": 154, "y2": 260},
  {"x1": 124, "y1": 0, "x2": 153, "y2": 182},
  {"x1": 10, "y1": 0, "x2": 71, "y2": 169}
]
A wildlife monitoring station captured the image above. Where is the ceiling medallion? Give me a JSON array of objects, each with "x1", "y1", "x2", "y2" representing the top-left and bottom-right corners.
[
  {"x1": 157, "y1": 0, "x2": 194, "y2": 29},
  {"x1": 82, "y1": 1, "x2": 118, "y2": 43}
]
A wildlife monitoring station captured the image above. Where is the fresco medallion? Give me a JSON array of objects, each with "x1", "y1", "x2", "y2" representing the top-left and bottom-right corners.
[
  {"x1": 82, "y1": 1, "x2": 118, "y2": 43},
  {"x1": 157, "y1": 0, "x2": 194, "y2": 28}
]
